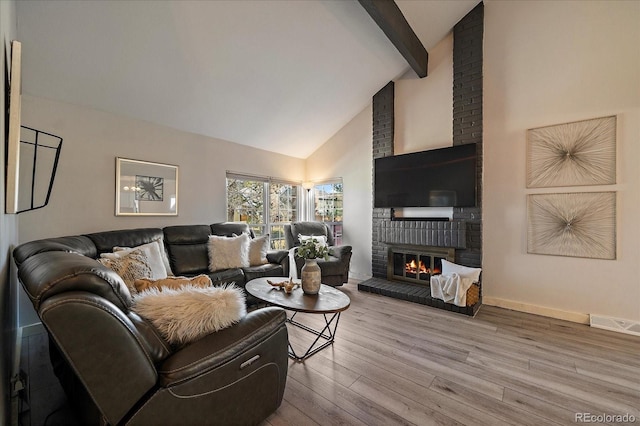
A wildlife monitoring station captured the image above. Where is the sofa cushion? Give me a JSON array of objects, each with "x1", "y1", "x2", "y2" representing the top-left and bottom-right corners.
[
  {"x1": 86, "y1": 228, "x2": 164, "y2": 255},
  {"x1": 133, "y1": 284, "x2": 247, "y2": 345},
  {"x1": 210, "y1": 222, "x2": 256, "y2": 238},
  {"x1": 242, "y1": 263, "x2": 284, "y2": 283},
  {"x1": 13, "y1": 235, "x2": 97, "y2": 267},
  {"x1": 207, "y1": 268, "x2": 245, "y2": 286},
  {"x1": 18, "y1": 251, "x2": 134, "y2": 310},
  {"x1": 163, "y1": 225, "x2": 211, "y2": 275}
]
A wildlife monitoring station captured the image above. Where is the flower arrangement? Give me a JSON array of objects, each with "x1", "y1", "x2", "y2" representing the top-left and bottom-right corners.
[{"x1": 296, "y1": 236, "x2": 329, "y2": 260}]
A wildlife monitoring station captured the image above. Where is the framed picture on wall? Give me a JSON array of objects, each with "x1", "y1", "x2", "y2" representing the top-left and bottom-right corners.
[{"x1": 116, "y1": 158, "x2": 178, "y2": 216}]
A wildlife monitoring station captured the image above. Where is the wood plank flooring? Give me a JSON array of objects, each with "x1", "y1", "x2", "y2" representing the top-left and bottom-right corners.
[
  {"x1": 265, "y1": 285, "x2": 640, "y2": 426},
  {"x1": 19, "y1": 283, "x2": 640, "y2": 425}
]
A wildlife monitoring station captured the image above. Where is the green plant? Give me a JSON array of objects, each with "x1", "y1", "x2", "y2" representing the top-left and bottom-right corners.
[{"x1": 296, "y1": 236, "x2": 329, "y2": 260}]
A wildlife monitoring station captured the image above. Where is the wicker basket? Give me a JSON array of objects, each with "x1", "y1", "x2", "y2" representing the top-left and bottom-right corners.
[{"x1": 465, "y1": 283, "x2": 480, "y2": 306}]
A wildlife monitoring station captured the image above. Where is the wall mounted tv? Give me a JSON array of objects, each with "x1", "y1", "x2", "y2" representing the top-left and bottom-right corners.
[{"x1": 374, "y1": 143, "x2": 477, "y2": 208}]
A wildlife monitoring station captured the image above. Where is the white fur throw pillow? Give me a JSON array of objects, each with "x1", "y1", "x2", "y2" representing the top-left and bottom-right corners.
[
  {"x1": 208, "y1": 234, "x2": 250, "y2": 271},
  {"x1": 249, "y1": 234, "x2": 270, "y2": 266},
  {"x1": 133, "y1": 284, "x2": 247, "y2": 345},
  {"x1": 97, "y1": 249, "x2": 152, "y2": 294}
]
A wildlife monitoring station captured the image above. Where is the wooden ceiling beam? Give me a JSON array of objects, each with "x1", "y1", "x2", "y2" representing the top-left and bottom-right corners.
[{"x1": 358, "y1": 0, "x2": 429, "y2": 78}]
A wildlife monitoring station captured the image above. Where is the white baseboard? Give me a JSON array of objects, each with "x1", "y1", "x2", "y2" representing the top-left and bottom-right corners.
[
  {"x1": 348, "y1": 272, "x2": 371, "y2": 282},
  {"x1": 482, "y1": 297, "x2": 590, "y2": 324},
  {"x1": 590, "y1": 315, "x2": 640, "y2": 336},
  {"x1": 21, "y1": 322, "x2": 45, "y2": 337}
]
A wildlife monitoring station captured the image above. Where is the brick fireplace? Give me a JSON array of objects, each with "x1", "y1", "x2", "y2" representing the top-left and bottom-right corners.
[{"x1": 360, "y1": 3, "x2": 483, "y2": 316}]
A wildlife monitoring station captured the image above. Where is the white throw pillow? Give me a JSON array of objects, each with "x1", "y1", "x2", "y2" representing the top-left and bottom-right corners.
[
  {"x1": 112, "y1": 239, "x2": 173, "y2": 276},
  {"x1": 98, "y1": 248, "x2": 153, "y2": 294},
  {"x1": 298, "y1": 234, "x2": 327, "y2": 247},
  {"x1": 133, "y1": 283, "x2": 247, "y2": 345},
  {"x1": 208, "y1": 234, "x2": 250, "y2": 271},
  {"x1": 249, "y1": 234, "x2": 270, "y2": 266},
  {"x1": 105, "y1": 241, "x2": 168, "y2": 279},
  {"x1": 441, "y1": 259, "x2": 482, "y2": 283}
]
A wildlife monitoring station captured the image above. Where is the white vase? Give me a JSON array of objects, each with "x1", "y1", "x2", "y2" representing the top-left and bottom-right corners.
[{"x1": 301, "y1": 258, "x2": 321, "y2": 295}]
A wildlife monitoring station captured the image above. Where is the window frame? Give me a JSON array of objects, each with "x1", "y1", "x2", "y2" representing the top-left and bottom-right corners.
[
  {"x1": 310, "y1": 179, "x2": 343, "y2": 246},
  {"x1": 226, "y1": 172, "x2": 301, "y2": 249}
]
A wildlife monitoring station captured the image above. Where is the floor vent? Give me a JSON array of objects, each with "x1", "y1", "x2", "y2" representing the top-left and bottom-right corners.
[{"x1": 590, "y1": 315, "x2": 640, "y2": 336}]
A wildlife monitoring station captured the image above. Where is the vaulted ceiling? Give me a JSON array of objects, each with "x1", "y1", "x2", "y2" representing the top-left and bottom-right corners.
[{"x1": 16, "y1": 0, "x2": 479, "y2": 159}]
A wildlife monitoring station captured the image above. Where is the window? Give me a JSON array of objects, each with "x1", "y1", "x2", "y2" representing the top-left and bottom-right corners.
[
  {"x1": 313, "y1": 181, "x2": 343, "y2": 245},
  {"x1": 226, "y1": 174, "x2": 299, "y2": 249}
]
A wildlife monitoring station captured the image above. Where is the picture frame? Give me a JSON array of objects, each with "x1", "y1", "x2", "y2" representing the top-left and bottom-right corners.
[
  {"x1": 6, "y1": 40, "x2": 22, "y2": 214},
  {"x1": 116, "y1": 158, "x2": 178, "y2": 216},
  {"x1": 526, "y1": 115, "x2": 616, "y2": 188},
  {"x1": 527, "y1": 192, "x2": 616, "y2": 260}
]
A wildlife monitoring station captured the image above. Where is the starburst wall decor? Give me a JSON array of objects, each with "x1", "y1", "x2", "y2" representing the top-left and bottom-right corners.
[
  {"x1": 526, "y1": 116, "x2": 616, "y2": 188},
  {"x1": 527, "y1": 192, "x2": 616, "y2": 260}
]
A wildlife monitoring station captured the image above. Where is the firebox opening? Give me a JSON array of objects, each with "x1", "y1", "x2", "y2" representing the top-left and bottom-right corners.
[{"x1": 388, "y1": 246, "x2": 454, "y2": 285}]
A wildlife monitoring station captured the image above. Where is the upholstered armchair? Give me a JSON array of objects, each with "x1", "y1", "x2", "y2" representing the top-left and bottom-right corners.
[{"x1": 284, "y1": 221, "x2": 352, "y2": 286}]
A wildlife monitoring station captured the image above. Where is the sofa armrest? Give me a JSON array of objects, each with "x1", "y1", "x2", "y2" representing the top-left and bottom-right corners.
[
  {"x1": 329, "y1": 245, "x2": 352, "y2": 259},
  {"x1": 40, "y1": 292, "x2": 159, "y2": 425},
  {"x1": 158, "y1": 307, "x2": 287, "y2": 386},
  {"x1": 266, "y1": 249, "x2": 289, "y2": 265}
]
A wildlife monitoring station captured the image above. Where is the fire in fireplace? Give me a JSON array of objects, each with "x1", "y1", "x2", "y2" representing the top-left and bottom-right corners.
[{"x1": 388, "y1": 246, "x2": 454, "y2": 285}]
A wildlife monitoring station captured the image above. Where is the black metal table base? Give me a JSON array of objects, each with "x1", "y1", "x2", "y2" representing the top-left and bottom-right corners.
[{"x1": 286, "y1": 311, "x2": 342, "y2": 362}]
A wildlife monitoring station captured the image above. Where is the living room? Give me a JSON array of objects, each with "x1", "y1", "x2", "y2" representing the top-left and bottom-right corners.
[{"x1": 1, "y1": 0, "x2": 639, "y2": 425}]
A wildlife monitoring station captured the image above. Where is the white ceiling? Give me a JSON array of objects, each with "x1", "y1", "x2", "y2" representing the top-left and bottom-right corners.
[{"x1": 16, "y1": 0, "x2": 479, "y2": 159}]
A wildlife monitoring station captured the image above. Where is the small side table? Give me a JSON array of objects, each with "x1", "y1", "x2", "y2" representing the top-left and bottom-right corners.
[{"x1": 245, "y1": 277, "x2": 351, "y2": 361}]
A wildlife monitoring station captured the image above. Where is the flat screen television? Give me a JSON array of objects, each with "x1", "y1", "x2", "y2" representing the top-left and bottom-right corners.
[{"x1": 374, "y1": 144, "x2": 477, "y2": 208}]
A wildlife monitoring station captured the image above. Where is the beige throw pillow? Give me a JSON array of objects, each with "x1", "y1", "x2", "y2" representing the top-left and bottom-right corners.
[
  {"x1": 208, "y1": 234, "x2": 250, "y2": 271},
  {"x1": 98, "y1": 248, "x2": 152, "y2": 294},
  {"x1": 249, "y1": 234, "x2": 270, "y2": 266},
  {"x1": 133, "y1": 283, "x2": 247, "y2": 345},
  {"x1": 111, "y1": 239, "x2": 173, "y2": 277}
]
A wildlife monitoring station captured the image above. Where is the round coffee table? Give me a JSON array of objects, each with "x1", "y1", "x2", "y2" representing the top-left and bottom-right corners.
[{"x1": 245, "y1": 277, "x2": 350, "y2": 361}]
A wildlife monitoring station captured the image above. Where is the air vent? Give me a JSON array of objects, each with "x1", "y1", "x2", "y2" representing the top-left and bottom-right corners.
[{"x1": 590, "y1": 315, "x2": 640, "y2": 336}]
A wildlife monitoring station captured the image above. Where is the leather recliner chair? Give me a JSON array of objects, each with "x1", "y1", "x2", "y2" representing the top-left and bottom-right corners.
[
  {"x1": 284, "y1": 221, "x2": 352, "y2": 286},
  {"x1": 13, "y1": 229, "x2": 289, "y2": 425}
]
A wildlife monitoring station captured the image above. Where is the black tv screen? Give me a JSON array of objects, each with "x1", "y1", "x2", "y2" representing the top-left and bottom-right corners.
[{"x1": 374, "y1": 144, "x2": 477, "y2": 208}]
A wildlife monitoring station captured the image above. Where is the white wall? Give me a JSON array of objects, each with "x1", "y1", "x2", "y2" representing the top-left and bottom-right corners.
[
  {"x1": 19, "y1": 95, "x2": 305, "y2": 243},
  {"x1": 483, "y1": 0, "x2": 640, "y2": 321},
  {"x1": 17, "y1": 95, "x2": 305, "y2": 326},
  {"x1": 305, "y1": 105, "x2": 373, "y2": 280},
  {"x1": 395, "y1": 33, "x2": 453, "y2": 154}
]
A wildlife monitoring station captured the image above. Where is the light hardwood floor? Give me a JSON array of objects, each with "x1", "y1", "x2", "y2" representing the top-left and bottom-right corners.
[
  {"x1": 265, "y1": 285, "x2": 640, "y2": 426},
  {"x1": 20, "y1": 284, "x2": 640, "y2": 425}
]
